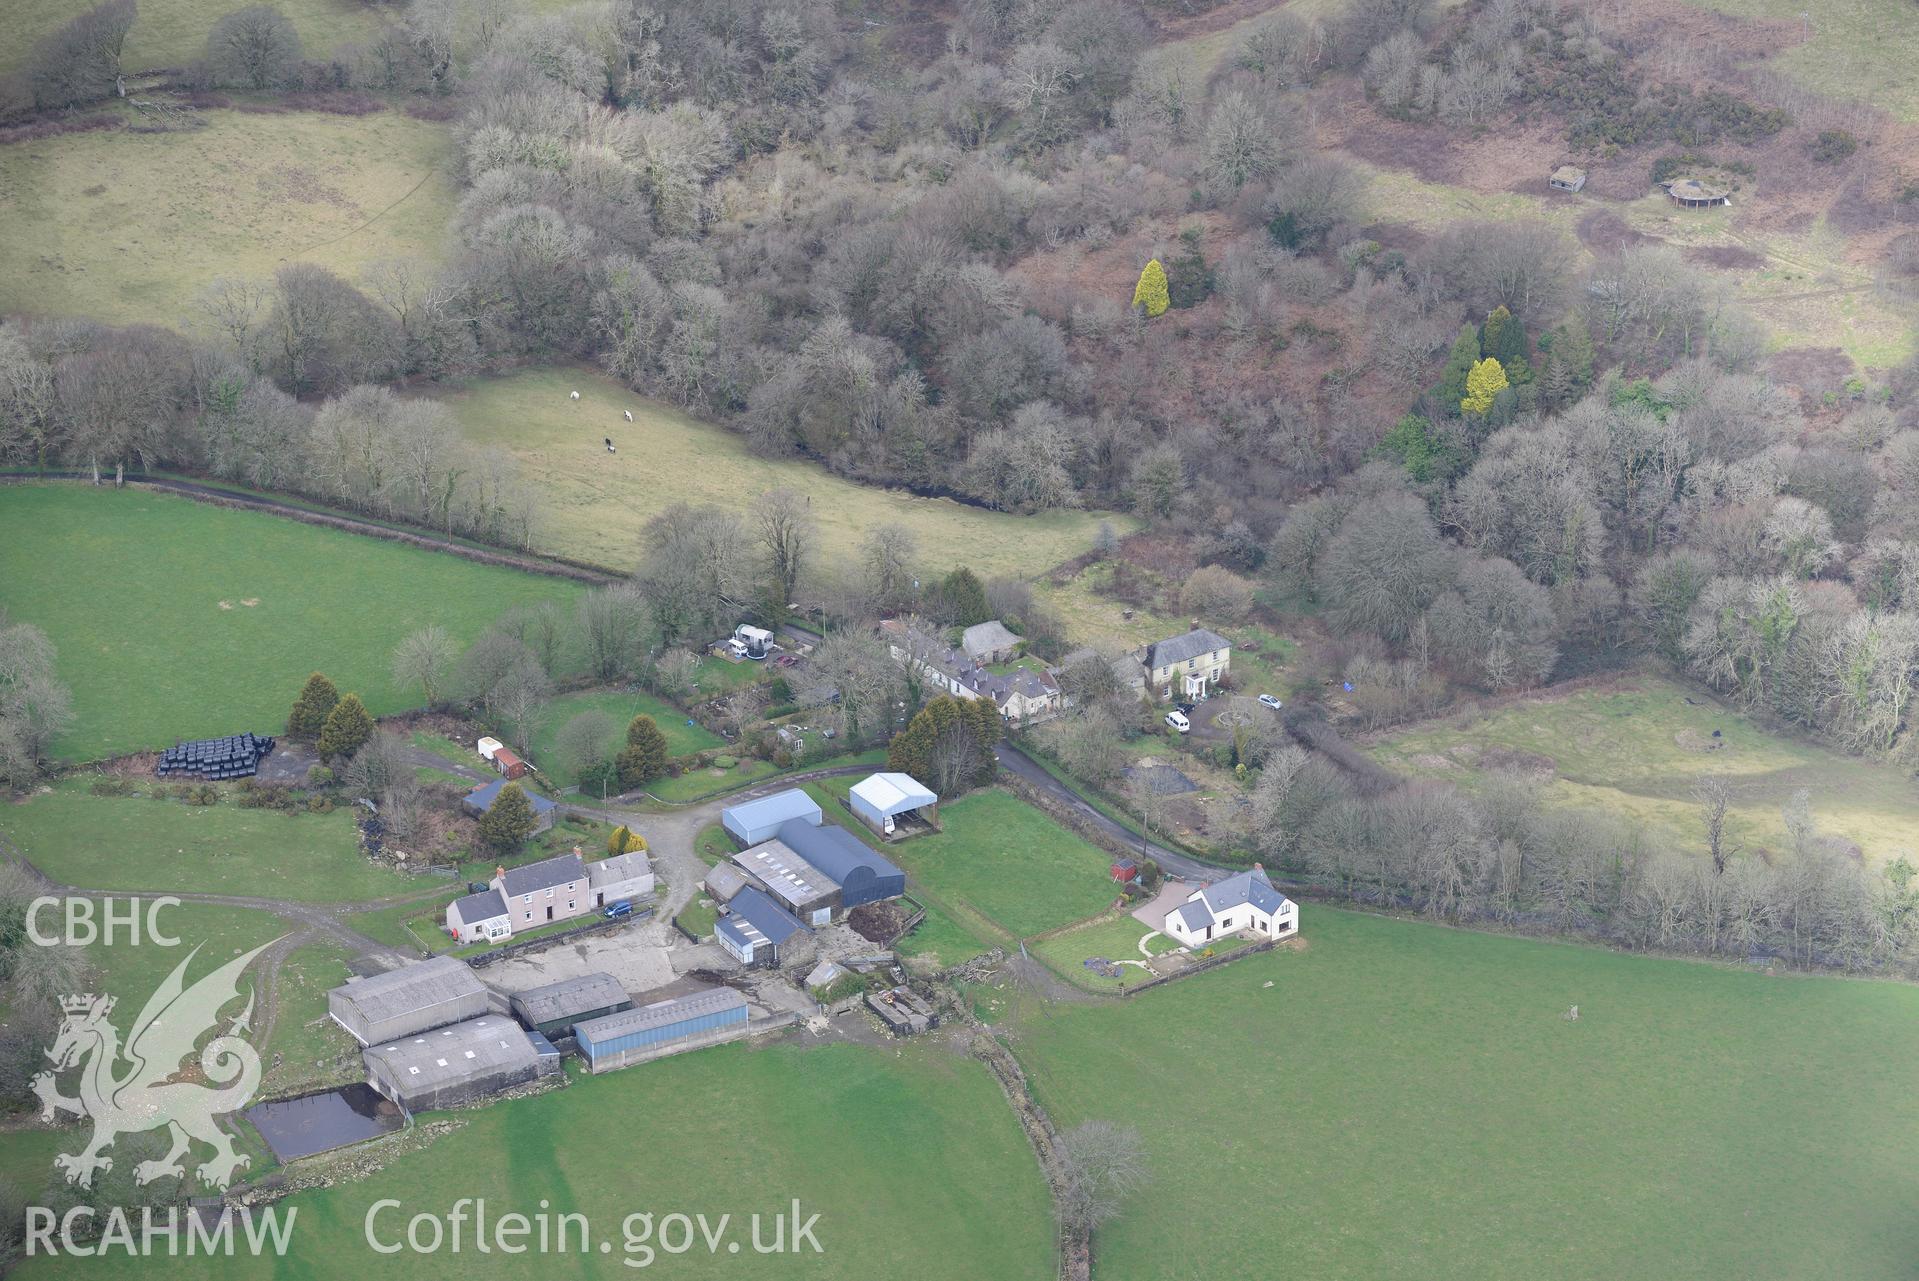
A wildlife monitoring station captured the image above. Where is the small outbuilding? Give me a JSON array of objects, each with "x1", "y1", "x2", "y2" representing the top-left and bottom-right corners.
[
  {"x1": 1665, "y1": 178, "x2": 1731, "y2": 208},
  {"x1": 848, "y1": 772, "x2": 938, "y2": 837},
  {"x1": 961, "y1": 620, "x2": 1021, "y2": 664},
  {"x1": 721, "y1": 788, "x2": 823, "y2": 846},
  {"x1": 475, "y1": 736, "x2": 503, "y2": 762},
  {"x1": 1549, "y1": 165, "x2": 1587, "y2": 193},
  {"x1": 715, "y1": 886, "x2": 810, "y2": 969},
  {"x1": 776, "y1": 819, "x2": 905, "y2": 910},
  {"x1": 363, "y1": 1016, "x2": 545, "y2": 1111},
  {"x1": 587, "y1": 850, "x2": 654, "y2": 907},
  {"x1": 461, "y1": 778, "x2": 558, "y2": 832},
  {"x1": 702, "y1": 862, "x2": 758, "y2": 906},
  {"x1": 328, "y1": 956, "x2": 489, "y2": 1046},
  {"x1": 574, "y1": 986, "x2": 750, "y2": 1073},
  {"x1": 509, "y1": 972, "x2": 631, "y2": 1038}
]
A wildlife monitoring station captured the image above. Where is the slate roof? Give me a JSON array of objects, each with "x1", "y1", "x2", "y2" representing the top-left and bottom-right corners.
[
  {"x1": 333, "y1": 957, "x2": 486, "y2": 1029},
  {"x1": 1173, "y1": 899, "x2": 1214, "y2": 933},
  {"x1": 450, "y1": 887, "x2": 508, "y2": 924},
  {"x1": 462, "y1": 778, "x2": 559, "y2": 817},
  {"x1": 1199, "y1": 865, "x2": 1289, "y2": 917},
  {"x1": 588, "y1": 851, "x2": 649, "y2": 889},
  {"x1": 1142, "y1": 628, "x2": 1232, "y2": 671},
  {"x1": 511, "y1": 972, "x2": 628, "y2": 1027},
  {"x1": 499, "y1": 852, "x2": 585, "y2": 898},
  {"x1": 961, "y1": 620, "x2": 1020, "y2": 660}
]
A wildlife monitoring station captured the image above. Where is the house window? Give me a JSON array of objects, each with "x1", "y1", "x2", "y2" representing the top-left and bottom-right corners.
[
  {"x1": 567, "y1": 901, "x2": 575, "y2": 911},
  {"x1": 545, "y1": 888, "x2": 554, "y2": 897},
  {"x1": 522, "y1": 895, "x2": 531, "y2": 904}
]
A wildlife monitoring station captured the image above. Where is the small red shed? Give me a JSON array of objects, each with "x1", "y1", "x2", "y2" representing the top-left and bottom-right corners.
[
  {"x1": 1110, "y1": 857, "x2": 1138, "y2": 883},
  {"x1": 493, "y1": 747, "x2": 528, "y2": 779}
]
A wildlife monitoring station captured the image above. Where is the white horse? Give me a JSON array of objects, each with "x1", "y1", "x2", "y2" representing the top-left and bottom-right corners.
[
  {"x1": 623, "y1": 410, "x2": 633, "y2": 422},
  {"x1": 569, "y1": 390, "x2": 580, "y2": 401}
]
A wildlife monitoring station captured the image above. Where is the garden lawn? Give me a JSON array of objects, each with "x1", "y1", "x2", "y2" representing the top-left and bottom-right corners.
[
  {"x1": 1029, "y1": 913, "x2": 1171, "y2": 993},
  {"x1": 693, "y1": 821, "x2": 733, "y2": 865},
  {"x1": 1009, "y1": 905, "x2": 1919, "y2": 1281},
  {"x1": 0, "y1": 108, "x2": 457, "y2": 329},
  {"x1": 3, "y1": 780, "x2": 434, "y2": 903},
  {"x1": 439, "y1": 367, "x2": 1128, "y2": 577},
  {"x1": 1368, "y1": 675, "x2": 1919, "y2": 865},
  {"x1": 675, "y1": 897, "x2": 717, "y2": 941},
  {"x1": 349, "y1": 893, "x2": 458, "y2": 956},
  {"x1": 530, "y1": 688, "x2": 720, "y2": 766},
  {"x1": 804, "y1": 782, "x2": 1117, "y2": 940},
  {"x1": 0, "y1": 486, "x2": 583, "y2": 760},
  {"x1": 17, "y1": 1040, "x2": 1054, "y2": 1281}
]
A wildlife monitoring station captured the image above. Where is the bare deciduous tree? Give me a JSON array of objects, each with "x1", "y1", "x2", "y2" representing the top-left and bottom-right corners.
[
  {"x1": 1057, "y1": 1120, "x2": 1149, "y2": 1234},
  {"x1": 757, "y1": 487, "x2": 815, "y2": 610},
  {"x1": 392, "y1": 625, "x2": 460, "y2": 707},
  {"x1": 207, "y1": 5, "x2": 305, "y2": 90}
]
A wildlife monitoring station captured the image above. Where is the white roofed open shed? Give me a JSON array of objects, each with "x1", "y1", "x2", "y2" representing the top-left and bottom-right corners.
[{"x1": 848, "y1": 772, "x2": 938, "y2": 837}]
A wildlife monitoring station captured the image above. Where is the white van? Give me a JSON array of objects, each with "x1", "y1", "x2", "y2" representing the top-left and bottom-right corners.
[{"x1": 1164, "y1": 710, "x2": 1191, "y2": 734}]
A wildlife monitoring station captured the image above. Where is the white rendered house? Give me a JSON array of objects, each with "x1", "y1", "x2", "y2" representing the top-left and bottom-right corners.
[{"x1": 1163, "y1": 864, "x2": 1297, "y2": 947}]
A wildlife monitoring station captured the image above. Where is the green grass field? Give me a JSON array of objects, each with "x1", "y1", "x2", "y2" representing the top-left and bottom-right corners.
[
  {"x1": 437, "y1": 367, "x2": 1127, "y2": 578},
  {"x1": 529, "y1": 688, "x2": 721, "y2": 768},
  {"x1": 1676, "y1": 0, "x2": 1919, "y2": 121},
  {"x1": 346, "y1": 891, "x2": 453, "y2": 955},
  {"x1": 805, "y1": 782, "x2": 1119, "y2": 942},
  {"x1": 1348, "y1": 159, "x2": 1916, "y2": 371},
  {"x1": 7, "y1": 0, "x2": 390, "y2": 74},
  {"x1": 0, "y1": 107, "x2": 457, "y2": 330},
  {"x1": 1368, "y1": 675, "x2": 1919, "y2": 866},
  {"x1": 1010, "y1": 904, "x2": 1919, "y2": 1280},
  {"x1": 0, "y1": 485, "x2": 582, "y2": 760},
  {"x1": 13, "y1": 1040, "x2": 1054, "y2": 1280},
  {"x1": 4, "y1": 0, "x2": 585, "y2": 78},
  {"x1": 4, "y1": 779, "x2": 436, "y2": 902},
  {"x1": 1028, "y1": 913, "x2": 1171, "y2": 993}
]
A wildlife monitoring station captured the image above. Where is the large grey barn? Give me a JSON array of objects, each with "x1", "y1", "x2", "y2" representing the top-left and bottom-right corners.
[
  {"x1": 509, "y1": 972, "x2": 631, "y2": 1038},
  {"x1": 775, "y1": 819, "x2": 905, "y2": 910},
  {"x1": 327, "y1": 956, "x2": 489, "y2": 1046},
  {"x1": 363, "y1": 1016, "x2": 549, "y2": 1111}
]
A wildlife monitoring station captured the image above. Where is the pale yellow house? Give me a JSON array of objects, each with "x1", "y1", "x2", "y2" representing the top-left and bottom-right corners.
[{"x1": 1138, "y1": 627, "x2": 1231, "y2": 701}]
